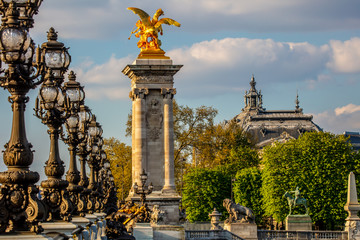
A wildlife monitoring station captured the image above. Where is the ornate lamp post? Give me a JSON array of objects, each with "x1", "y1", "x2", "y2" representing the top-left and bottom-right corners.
[
  {"x1": 87, "y1": 115, "x2": 102, "y2": 213},
  {"x1": 133, "y1": 169, "x2": 154, "y2": 206},
  {"x1": 78, "y1": 104, "x2": 92, "y2": 188},
  {"x1": 93, "y1": 137, "x2": 104, "y2": 213},
  {"x1": 0, "y1": 0, "x2": 46, "y2": 233},
  {"x1": 76, "y1": 104, "x2": 93, "y2": 216},
  {"x1": 61, "y1": 71, "x2": 85, "y2": 215},
  {"x1": 34, "y1": 70, "x2": 73, "y2": 221},
  {"x1": 97, "y1": 151, "x2": 109, "y2": 212},
  {"x1": 34, "y1": 28, "x2": 72, "y2": 222},
  {"x1": 102, "y1": 168, "x2": 118, "y2": 215}
]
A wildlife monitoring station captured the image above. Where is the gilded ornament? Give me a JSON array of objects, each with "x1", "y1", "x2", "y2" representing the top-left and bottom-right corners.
[{"x1": 127, "y1": 7, "x2": 180, "y2": 59}]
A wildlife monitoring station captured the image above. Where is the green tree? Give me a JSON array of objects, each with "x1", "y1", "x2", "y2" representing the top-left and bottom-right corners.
[
  {"x1": 103, "y1": 137, "x2": 132, "y2": 201},
  {"x1": 182, "y1": 167, "x2": 231, "y2": 222},
  {"x1": 194, "y1": 121, "x2": 257, "y2": 170},
  {"x1": 233, "y1": 167, "x2": 264, "y2": 226},
  {"x1": 261, "y1": 131, "x2": 360, "y2": 230},
  {"x1": 173, "y1": 100, "x2": 218, "y2": 166}
]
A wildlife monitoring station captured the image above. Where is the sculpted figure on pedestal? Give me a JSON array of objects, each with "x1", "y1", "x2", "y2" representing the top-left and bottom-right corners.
[
  {"x1": 127, "y1": 7, "x2": 180, "y2": 52},
  {"x1": 284, "y1": 186, "x2": 309, "y2": 215},
  {"x1": 223, "y1": 199, "x2": 255, "y2": 224}
]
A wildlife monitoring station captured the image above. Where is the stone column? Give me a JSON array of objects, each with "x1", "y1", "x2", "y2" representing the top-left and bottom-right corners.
[
  {"x1": 161, "y1": 88, "x2": 177, "y2": 193},
  {"x1": 130, "y1": 88, "x2": 149, "y2": 188},
  {"x1": 123, "y1": 59, "x2": 183, "y2": 225}
]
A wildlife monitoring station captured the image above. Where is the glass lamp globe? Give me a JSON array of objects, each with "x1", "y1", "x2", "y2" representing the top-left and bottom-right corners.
[
  {"x1": 92, "y1": 144, "x2": 99, "y2": 154},
  {"x1": 79, "y1": 105, "x2": 91, "y2": 123},
  {"x1": 41, "y1": 28, "x2": 71, "y2": 78},
  {"x1": 0, "y1": 28, "x2": 29, "y2": 62},
  {"x1": 104, "y1": 161, "x2": 110, "y2": 169},
  {"x1": 41, "y1": 85, "x2": 57, "y2": 102},
  {"x1": 56, "y1": 90, "x2": 65, "y2": 107},
  {"x1": 140, "y1": 172, "x2": 148, "y2": 182},
  {"x1": 66, "y1": 115, "x2": 78, "y2": 128},
  {"x1": 88, "y1": 126, "x2": 97, "y2": 137},
  {"x1": 63, "y1": 71, "x2": 84, "y2": 110}
]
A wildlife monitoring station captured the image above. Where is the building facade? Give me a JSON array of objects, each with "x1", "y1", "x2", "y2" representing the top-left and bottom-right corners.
[{"x1": 232, "y1": 75, "x2": 322, "y2": 148}]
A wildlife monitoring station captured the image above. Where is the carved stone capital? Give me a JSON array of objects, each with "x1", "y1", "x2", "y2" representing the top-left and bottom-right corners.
[
  {"x1": 129, "y1": 88, "x2": 149, "y2": 101},
  {"x1": 161, "y1": 88, "x2": 176, "y2": 99}
]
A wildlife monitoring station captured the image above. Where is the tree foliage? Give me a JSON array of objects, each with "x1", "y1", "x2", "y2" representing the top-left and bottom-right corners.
[
  {"x1": 103, "y1": 137, "x2": 132, "y2": 201},
  {"x1": 261, "y1": 131, "x2": 360, "y2": 230},
  {"x1": 173, "y1": 100, "x2": 218, "y2": 166},
  {"x1": 193, "y1": 121, "x2": 257, "y2": 171},
  {"x1": 233, "y1": 167, "x2": 264, "y2": 226},
  {"x1": 182, "y1": 167, "x2": 231, "y2": 222}
]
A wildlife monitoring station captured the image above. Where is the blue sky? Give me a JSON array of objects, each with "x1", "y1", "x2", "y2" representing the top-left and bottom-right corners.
[{"x1": 0, "y1": 0, "x2": 360, "y2": 179}]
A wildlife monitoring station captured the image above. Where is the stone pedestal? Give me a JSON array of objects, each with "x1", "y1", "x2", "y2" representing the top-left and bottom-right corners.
[
  {"x1": 0, "y1": 232, "x2": 53, "y2": 240},
  {"x1": 134, "y1": 223, "x2": 154, "y2": 240},
  {"x1": 285, "y1": 215, "x2": 312, "y2": 231},
  {"x1": 72, "y1": 216, "x2": 91, "y2": 239},
  {"x1": 40, "y1": 220, "x2": 77, "y2": 238},
  {"x1": 224, "y1": 222, "x2": 257, "y2": 240},
  {"x1": 153, "y1": 225, "x2": 185, "y2": 240},
  {"x1": 123, "y1": 58, "x2": 183, "y2": 224}
]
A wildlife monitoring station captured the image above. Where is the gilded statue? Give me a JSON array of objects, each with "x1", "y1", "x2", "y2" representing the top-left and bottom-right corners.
[{"x1": 127, "y1": 7, "x2": 180, "y2": 58}]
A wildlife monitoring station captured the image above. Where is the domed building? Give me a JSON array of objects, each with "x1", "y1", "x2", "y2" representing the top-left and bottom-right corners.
[{"x1": 232, "y1": 75, "x2": 322, "y2": 148}]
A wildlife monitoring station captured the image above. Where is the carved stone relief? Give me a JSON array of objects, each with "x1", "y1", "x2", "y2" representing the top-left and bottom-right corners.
[{"x1": 146, "y1": 98, "x2": 163, "y2": 141}]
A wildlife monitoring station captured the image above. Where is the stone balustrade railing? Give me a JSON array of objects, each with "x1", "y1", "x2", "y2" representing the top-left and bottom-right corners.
[
  {"x1": 257, "y1": 230, "x2": 348, "y2": 240},
  {"x1": 185, "y1": 230, "x2": 245, "y2": 240}
]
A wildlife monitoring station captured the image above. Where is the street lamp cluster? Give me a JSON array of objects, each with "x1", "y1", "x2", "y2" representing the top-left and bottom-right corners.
[{"x1": 0, "y1": 0, "x2": 117, "y2": 234}]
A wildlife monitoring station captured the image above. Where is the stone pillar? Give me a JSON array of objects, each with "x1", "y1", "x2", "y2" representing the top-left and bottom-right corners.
[
  {"x1": 161, "y1": 88, "x2": 176, "y2": 193},
  {"x1": 123, "y1": 58, "x2": 183, "y2": 225},
  {"x1": 344, "y1": 172, "x2": 360, "y2": 240},
  {"x1": 130, "y1": 88, "x2": 149, "y2": 189}
]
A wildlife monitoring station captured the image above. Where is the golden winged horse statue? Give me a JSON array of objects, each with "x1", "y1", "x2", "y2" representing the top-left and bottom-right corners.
[{"x1": 127, "y1": 7, "x2": 181, "y2": 58}]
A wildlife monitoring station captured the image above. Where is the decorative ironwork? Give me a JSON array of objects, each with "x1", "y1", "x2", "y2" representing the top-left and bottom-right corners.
[
  {"x1": 133, "y1": 169, "x2": 153, "y2": 206},
  {"x1": 34, "y1": 70, "x2": 73, "y2": 221},
  {"x1": 76, "y1": 104, "x2": 93, "y2": 216},
  {"x1": 0, "y1": 0, "x2": 51, "y2": 233},
  {"x1": 61, "y1": 71, "x2": 86, "y2": 216},
  {"x1": 87, "y1": 115, "x2": 103, "y2": 213}
]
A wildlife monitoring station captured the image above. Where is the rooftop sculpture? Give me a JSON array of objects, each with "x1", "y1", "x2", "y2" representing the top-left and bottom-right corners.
[{"x1": 127, "y1": 7, "x2": 181, "y2": 58}]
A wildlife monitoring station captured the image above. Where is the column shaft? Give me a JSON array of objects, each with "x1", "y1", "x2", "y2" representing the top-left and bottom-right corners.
[{"x1": 162, "y1": 89, "x2": 176, "y2": 193}]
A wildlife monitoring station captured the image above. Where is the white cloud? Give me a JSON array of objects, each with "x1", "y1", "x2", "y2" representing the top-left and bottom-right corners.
[
  {"x1": 73, "y1": 37, "x2": 360, "y2": 101},
  {"x1": 72, "y1": 54, "x2": 134, "y2": 100},
  {"x1": 335, "y1": 104, "x2": 360, "y2": 116},
  {"x1": 327, "y1": 38, "x2": 360, "y2": 73},
  {"x1": 313, "y1": 105, "x2": 360, "y2": 134},
  {"x1": 30, "y1": 0, "x2": 360, "y2": 39},
  {"x1": 168, "y1": 38, "x2": 330, "y2": 96}
]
